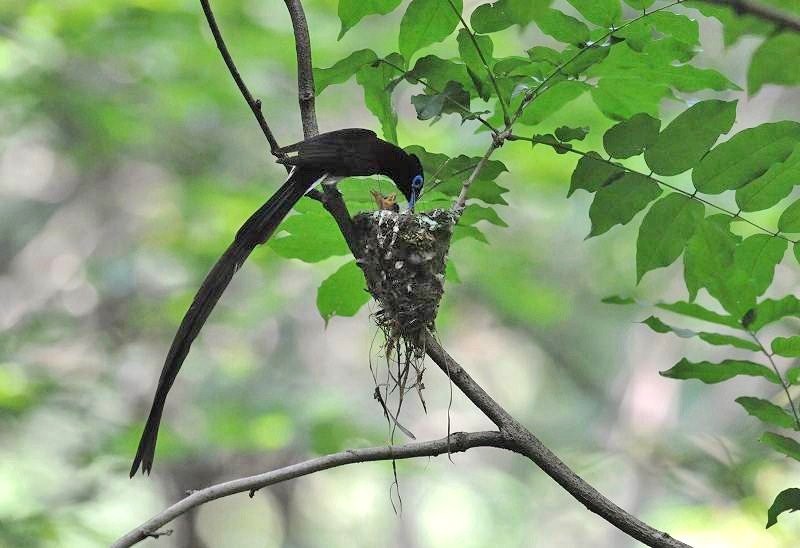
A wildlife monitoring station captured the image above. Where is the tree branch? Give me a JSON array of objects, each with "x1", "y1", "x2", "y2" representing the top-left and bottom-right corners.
[
  {"x1": 283, "y1": 0, "x2": 319, "y2": 138},
  {"x1": 697, "y1": 0, "x2": 800, "y2": 32},
  {"x1": 199, "y1": 0, "x2": 284, "y2": 157},
  {"x1": 112, "y1": 431, "x2": 508, "y2": 548},
  {"x1": 422, "y1": 331, "x2": 692, "y2": 548}
]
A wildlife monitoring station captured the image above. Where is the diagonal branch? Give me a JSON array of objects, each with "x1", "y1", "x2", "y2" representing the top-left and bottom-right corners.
[
  {"x1": 422, "y1": 331, "x2": 692, "y2": 548},
  {"x1": 697, "y1": 0, "x2": 800, "y2": 32},
  {"x1": 199, "y1": 0, "x2": 284, "y2": 157},
  {"x1": 112, "y1": 431, "x2": 508, "y2": 548}
]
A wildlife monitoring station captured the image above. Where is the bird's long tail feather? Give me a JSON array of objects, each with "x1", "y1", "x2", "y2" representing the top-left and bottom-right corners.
[{"x1": 130, "y1": 168, "x2": 323, "y2": 477}]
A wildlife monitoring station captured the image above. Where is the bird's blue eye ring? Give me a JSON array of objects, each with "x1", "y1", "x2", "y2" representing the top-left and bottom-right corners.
[{"x1": 411, "y1": 174, "x2": 424, "y2": 189}]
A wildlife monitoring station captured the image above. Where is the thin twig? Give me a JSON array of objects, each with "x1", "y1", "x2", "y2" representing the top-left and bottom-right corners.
[
  {"x1": 748, "y1": 331, "x2": 800, "y2": 429},
  {"x1": 112, "y1": 432, "x2": 508, "y2": 547},
  {"x1": 508, "y1": 133, "x2": 797, "y2": 244},
  {"x1": 453, "y1": 140, "x2": 500, "y2": 212},
  {"x1": 444, "y1": 0, "x2": 510, "y2": 125},
  {"x1": 698, "y1": 0, "x2": 800, "y2": 32},
  {"x1": 199, "y1": 0, "x2": 283, "y2": 156}
]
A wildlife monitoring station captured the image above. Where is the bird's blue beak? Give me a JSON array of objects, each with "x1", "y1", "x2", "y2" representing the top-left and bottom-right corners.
[{"x1": 408, "y1": 189, "x2": 418, "y2": 212}]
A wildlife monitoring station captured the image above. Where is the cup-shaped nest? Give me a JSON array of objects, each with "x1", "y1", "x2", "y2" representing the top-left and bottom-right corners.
[{"x1": 352, "y1": 208, "x2": 456, "y2": 339}]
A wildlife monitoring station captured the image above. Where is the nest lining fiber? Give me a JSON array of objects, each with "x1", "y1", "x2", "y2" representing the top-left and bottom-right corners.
[{"x1": 352, "y1": 208, "x2": 456, "y2": 341}]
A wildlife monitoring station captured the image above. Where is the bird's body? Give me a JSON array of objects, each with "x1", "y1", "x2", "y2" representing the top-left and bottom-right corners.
[{"x1": 130, "y1": 129, "x2": 423, "y2": 476}]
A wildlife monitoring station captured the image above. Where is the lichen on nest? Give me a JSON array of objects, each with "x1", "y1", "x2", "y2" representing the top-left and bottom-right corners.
[{"x1": 352, "y1": 208, "x2": 456, "y2": 341}]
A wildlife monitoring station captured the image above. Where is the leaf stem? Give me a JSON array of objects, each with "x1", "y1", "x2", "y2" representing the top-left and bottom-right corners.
[
  {"x1": 507, "y1": 133, "x2": 798, "y2": 245},
  {"x1": 748, "y1": 330, "x2": 800, "y2": 430}
]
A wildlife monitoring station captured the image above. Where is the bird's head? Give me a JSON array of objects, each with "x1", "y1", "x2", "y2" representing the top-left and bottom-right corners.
[{"x1": 395, "y1": 153, "x2": 424, "y2": 211}]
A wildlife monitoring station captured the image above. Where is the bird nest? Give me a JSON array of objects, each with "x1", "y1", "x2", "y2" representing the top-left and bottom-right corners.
[
  {"x1": 352, "y1": 208, "x2": 456, "y2": 343},
  {"x1": 352, "y1": 208, "x2": 456, "y2": 441}
]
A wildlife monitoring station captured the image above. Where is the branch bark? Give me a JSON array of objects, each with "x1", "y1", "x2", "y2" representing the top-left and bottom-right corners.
[
  {"x1": 697, "y1": 0, "x2": 800, "y2": 32},
  {"x1": 115, "y1": 2, "x2": 695, "y2": 547},
  {"x1": 199, "y1": 0, "x2": 284, "y2": 157},
  {"x1": 283, "y1": 0, "x2": 319, "y2": 138},
  {"x1": 112, "y1": 431, "x2": 508, "y2": 548}
]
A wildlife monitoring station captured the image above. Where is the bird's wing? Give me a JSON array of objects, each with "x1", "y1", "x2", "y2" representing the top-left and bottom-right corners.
[{"x1": 277, "y1": 129, "x2": 382, "y2": 174}]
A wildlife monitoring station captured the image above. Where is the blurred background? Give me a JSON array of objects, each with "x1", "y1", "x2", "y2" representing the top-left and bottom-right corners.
[{"x1": 2, "y1": 1, "x2": 800, "y2": 546}]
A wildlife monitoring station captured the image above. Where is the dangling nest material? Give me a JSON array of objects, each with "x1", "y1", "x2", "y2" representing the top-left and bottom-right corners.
[
  {"x1": 353, "y1": 208, "x2": 457, "y2": 442},
  {"x1": 352, "y1": 208, "x2": 457, "y2": 342}
]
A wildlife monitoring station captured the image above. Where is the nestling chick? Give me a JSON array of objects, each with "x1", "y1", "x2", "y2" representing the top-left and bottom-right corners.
[{"x1": 370, "y1": 190, "x2": 400, "y2": 212}]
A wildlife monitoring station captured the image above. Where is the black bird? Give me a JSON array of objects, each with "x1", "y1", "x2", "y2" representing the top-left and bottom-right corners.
[{"x1": 130, "y1": 128, "x2": 424, "y2": 476}]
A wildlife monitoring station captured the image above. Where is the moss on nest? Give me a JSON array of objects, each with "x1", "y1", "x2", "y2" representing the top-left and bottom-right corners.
[{"x1": 352, "y1": 208, "x2": 456, "y2": 340}]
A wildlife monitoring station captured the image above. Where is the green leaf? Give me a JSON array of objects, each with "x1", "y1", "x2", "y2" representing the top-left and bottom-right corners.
[
  {"x1": 736, "y1": 146, "x2": 800, "y2": 212},
  {"x1": 749, "y1": 33, "x2": 800, "y2": 95},
  {"x1": 588, "y1": 172, "x2": 662, "y2": 237},
  {"x1": 636, "y1": 193, "x2": 705, "y2": 281},
  {"x1": 446, "y1": 258, "x2": 460, "y2": 283},
  {"x1": 399, "y1": 0, "x2": 462, "y2": 63},
  {"x1": 684, "y1": 216, "x2": 756, "y2": 317},
  {"x1": 604, "y1": 112, "x2": 660, "y2": 159},
  {"x1": 337, "y1": 0, "x2": 402, "y2": 40},
  {"x1": 772, "y1": 336, "x2": 800, "y2": 358},
  {"x1": 641, "y1": 316, "x2": 760, "y2": 351},
  {"x1": 589, "y1": 42, "x2": 740, "y2": 93},
  {"x1": 317, "y1": 261, "x2": 371, "y2": 323},
  {"x1": 314, "y1": 49, "x2": 379, "y2": 94},
  {"x1": 657, "y1": 301, "x2": 742, "y2": 329},
  {"x1": 457, "y1": 29, "x2": 494, "y2": 81},
  {"x1": 736, "y1": 397, "x2": 799, "y2": 430},
  {"x1": 779, "y1": 198, "x2": 800, "y2": 233},
  {"x1": 760, "y1": 432, "x2": 800, "y2": 461},
  {"x1": 567, "y1": 152, "x2": 625, "y2": 198},
  {"x1": 453, "y1": 224, "x2": 488, "y2": 244},
  {"x1": 411, "y1": 80, "x2": 472, "y2": 121},
  {"x1": 406, "y1": 55, "x2": 473, "y2": 92},
  {"x1": 766, "y1": 488, "x2": 800, "y2": 529},
  {"x1": 789, "y1": 367, "x2": 800, "y2": 386},
  {"x1": 733, "y1": 234, "x2": 788, "y2": 296},
  {"x1": 644, "y1": 100, "x2": 737, "y2": 176},
  {"x1": 555, "y1": 126, "x2": 589, "y2": 142},
  {"x1": 749, "y1": 296, "x2": 800, "y2": 331},
  {"x1": 602, "y1": 295, "x2": 635, "y2": 305},
  {"x1": 566, "y1": 0, "x2": 622, "y2": 27},
  {"x1": 532, "y1": 9, "x2": 591, "y2": 45},
  {"x1": 661, "y1": 358, "x2": 779, "y2": 384},
  {"x1": 591, "y1": 77, "x2": 670, "y2": 120},
  {"x1": 693, "y1": 121, "x2": 800, "y2": 194},
  {"x1": 645, "y1": 12, "x2": 700, "y2": 46},
  {"x1": 356, "y1": 53, "x2": 403, "y2": 143},
  {"x1": 795, "y1": 243, "x2": 800, "y2": 266},
  {"x1": 470, "y1": 0, "x2": 549, "y2": 33},
  {"x1": 460, "y1": 204, "x2": 508, "y2": 227},
  {"x1": 520, "y1": 80, "x2": 591, "y2": 126},
  {"x1": 270, "y1": 210, "x2": 350, "y2": 263}
]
